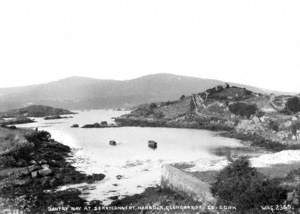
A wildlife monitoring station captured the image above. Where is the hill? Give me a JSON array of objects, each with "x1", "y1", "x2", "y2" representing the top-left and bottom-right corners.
[
  {"x1": 115, "y1": 84, "x2": 300, "y2": 149},
  {"x1": 0, "y1": 73, "x2": 274, "y2": 111},
  {"x1": 0, "y1": 105, "x2": 75, "y2": 118}
]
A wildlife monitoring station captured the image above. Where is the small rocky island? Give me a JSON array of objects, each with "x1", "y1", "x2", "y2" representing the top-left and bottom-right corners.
[
  {"x1": 0, "y1": 105, "x2": 75, "y2": 118},
  {"x1": 44, "y1": 115, "x2": 73, "y2": 120},
  {"x1": 81, "y1": 121, "x2": 117, "y2": 128},
  {"x1": 0, "y1": 105, "x2": 76, "y2": 126}
]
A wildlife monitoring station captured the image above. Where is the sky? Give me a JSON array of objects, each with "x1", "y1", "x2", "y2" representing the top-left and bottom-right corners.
[{"x1": 0, "y1": 0, "x2": 299, "y2": 92}]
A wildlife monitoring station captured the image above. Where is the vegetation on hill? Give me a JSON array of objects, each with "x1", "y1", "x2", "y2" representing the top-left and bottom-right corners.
[
  {"x1": 228, "y1": 102, "x2": 258, "y2": 118},
  {"x1": 284, "y1": 97, "x2": 300, "y2": 114}
]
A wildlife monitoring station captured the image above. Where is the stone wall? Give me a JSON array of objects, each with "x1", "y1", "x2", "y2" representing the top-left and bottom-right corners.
[{"x1": 161, "y1": 164, "x2": 215, "y2": 203}]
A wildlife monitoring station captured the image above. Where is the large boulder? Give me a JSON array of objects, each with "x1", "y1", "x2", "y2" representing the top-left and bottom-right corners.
[{"x1": 31, "y1": 171, "x2": 38, "y2": 178}]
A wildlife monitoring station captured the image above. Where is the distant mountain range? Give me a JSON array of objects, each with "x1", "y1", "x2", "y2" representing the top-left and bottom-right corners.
[{"x1": 0, "y1": 73, "x2": 285, "y2": 111}]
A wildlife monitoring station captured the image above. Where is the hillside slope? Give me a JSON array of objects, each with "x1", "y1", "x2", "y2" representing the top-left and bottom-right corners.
[
  {"x1": 0, "y1": 73, "x2": 268, "y2": 111},
  {"x1": 115, "y1": 84, "x2": 300, "y2": 149}
]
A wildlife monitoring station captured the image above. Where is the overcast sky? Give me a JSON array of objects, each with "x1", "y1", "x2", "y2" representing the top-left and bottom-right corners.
[{"x1": 0, "y1": 0, "x2": 299, "y2": 92}]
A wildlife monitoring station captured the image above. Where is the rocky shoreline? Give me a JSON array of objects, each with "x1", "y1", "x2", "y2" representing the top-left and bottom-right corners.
[
  {"x1": 114, "y1": 116, "x2": 300, "y2": 152},
  {"x1": 0, "y1": 127, "x2": 105, "y2": 213}
]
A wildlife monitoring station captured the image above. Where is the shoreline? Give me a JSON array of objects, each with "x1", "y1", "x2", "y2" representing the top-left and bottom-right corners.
[
  {"x1": 114, "y1": 117, "x2": 300, "y2": 152},
  {"x1": 0, "y1": 127, "x2": 105, "y2": 213}
]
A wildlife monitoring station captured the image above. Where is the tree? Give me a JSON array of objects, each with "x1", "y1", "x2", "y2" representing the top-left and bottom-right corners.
[
  {"x1": 285, "y1": 97, "x2": 300, "y2": 114},
  {"x1": 229, "y1": 102, "x2": 258, "y2": 118},
  {"x1": 211, "y1": 157, "x2": 286, "y2": 212},
  {"x1": 269, "y1": 120, "x2": 279, "y2": 132},
  {"x1": 149, "y1": 103, "x2": 157, "y2": 109},
  {"x1": 154, "y1": 111, "x2": 164, "y2": 119},
  {"x1": 291, "y1": 121, "x2": 300, "y2": 139}
]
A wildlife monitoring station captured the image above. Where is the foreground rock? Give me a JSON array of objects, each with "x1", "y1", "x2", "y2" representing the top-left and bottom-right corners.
[{"x1": 0, "y1": 127, "x2": 105, "y2": 213}]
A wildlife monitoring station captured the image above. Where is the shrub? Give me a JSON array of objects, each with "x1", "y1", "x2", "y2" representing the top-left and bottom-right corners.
[
  {"x1": 291, "y1": 121, "x2": 300, "y2": 136},
  {"x1": 269, "y1": 120, "x2": 279, "y2": 132},
  {"x1": 153, "y1": 111, "x2": 164, "y2": 119},
  {"x1": 149, "y1": 103, "x2": 157, "y2": 109},
  {"x1": 285, "y1": 97, "x2": 300, "y2": 114},
  {"x1": 229, "y1": 102, "x2": 258, "y2": 118},
  {"x1": 211, "y1": 157, "x2": 287, "y2": 212},
  {"x1": 25, "y1": 130, "x2": 52, "y2": 144},
  {"x1": 256, "y1": 110, "x2": 265, "y2": 118}
]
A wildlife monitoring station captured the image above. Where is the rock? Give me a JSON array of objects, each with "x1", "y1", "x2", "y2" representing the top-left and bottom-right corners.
[
  {"x1": 40, "y1": 177, "x2": 50, "y2": 187},
  {"x1": 39, "y1": 159, "x2": 47, "y2": 164},
  {"x1": 27, "y1": 164, "x2": 40, "y2": 172},
  {"x1": 41, "y1": 164, "x2": 50, "y2": 169},
  {"x1": 38, "y1": 168, "x2": 52, "y2": 176},
  {"x1": 86, "y1": 173, "x2": 105, "y2": 183},
  {"x1": 49, "y1": 178, "x2": 59, "y2": 187},
  {"x1": 293, "y1": 198, "x2": 299, "y2": 206},
  {"x1": 16, "y1": 160, "x2": 27, "y2": 167},
  {"x1": 116, "y1": 175, "x2": 123, "y2": 180},
  {"x1": 30, "y1": 160, "x2": 37, "y2": 165},
  {"x1": 109, "y1": 140, "x2": 117, "y2": 146},
  {"x1": 148, "y1": 140, "x2": 157, "y2": 149},
  {"x1": 71, "y1": 124, "x2": 79, "y2": 128},
  {"x1": 50, "y1": 159, "x2": 58, "y2": 166},
  {"x1": 91, "y1": 173, "x2": 105, "y2": 181},
  {"x1": 81, "y1": 122, "x2": 117, "y2": 128},
  {"x1": 252, "y1": 116, "x2": 260, "y2": 124},
  {"x1": 31, "y1": 171, "x2": 38, "y2": 178},
  {"x1": 82, "y1": 123, "x2": 102, "y2": 128},
  {"x1": 44, "y1": 115, "x2": 69, "y2": 120},
  {"x1": 14, "y1": 178, "x2": 31, "y2": 186}
]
